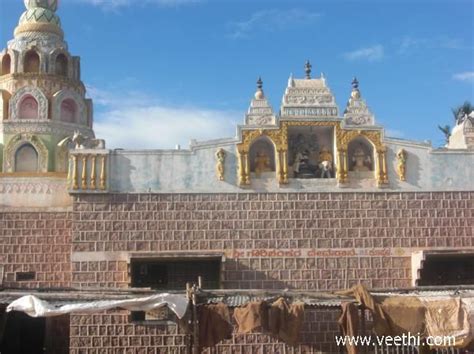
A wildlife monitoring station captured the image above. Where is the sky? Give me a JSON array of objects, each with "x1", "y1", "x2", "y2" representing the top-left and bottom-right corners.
[{"x1": 1, "y1": 0, "x2": 473, "y2": 149}]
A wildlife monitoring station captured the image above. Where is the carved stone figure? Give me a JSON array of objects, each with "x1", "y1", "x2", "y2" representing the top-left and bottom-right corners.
[
  {"x1": 352, "y1": 147, "x2": 371, "y2": 172},
  {"x1": 215, "y1": 148, "x2": 226, "y2": 181},
  {"x1": 254, "y1": 151, "x2": 271, "y2": 177},
  {"x1": 318, "y1": 147, "x2": 333, "y2": 178},
  {"x1": 396, "y1": 149, "x2": 407, "y2": 181}
]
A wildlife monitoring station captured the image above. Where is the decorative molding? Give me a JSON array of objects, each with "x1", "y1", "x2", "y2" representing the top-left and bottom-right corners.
[
  {"x1": 9, "y1": 85, "x2": 48, "y2": 120},
  {"x1": 3, "y1": 133, "x2": 49, "y2": 172},
  {"x1": 0, "y1": 121, "x2": 93, "y2": 136}
]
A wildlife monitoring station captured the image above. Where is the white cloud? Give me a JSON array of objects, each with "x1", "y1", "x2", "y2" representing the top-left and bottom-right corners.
[
  {"x1": 343, "y1": 45, "x2": 384, "y2": 62},
  {"x1": 452, "y1": 71, "x2": 474, "y2": 82},
  {"x1": 72, "y1": 0, "x2": 198, "y2": 10},
  {"x1": 398, "y1": 36, "x2": 467, "y2": 54},
  {"x1": 88, "y1": 86, "x2": 239, "y2": 149},
  {"x1": 229, "y1": 9, "x2": 321, "y2": 39}
]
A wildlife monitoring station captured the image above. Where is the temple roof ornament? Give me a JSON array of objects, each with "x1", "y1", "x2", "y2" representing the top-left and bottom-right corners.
[
  {"x1": 244, "y1": 77, "x2": 277, "y2": 126},
  {"x1": 305, "y1": 60, "x2": 312, "y2": 79},
  {"x1": 280, "y1": 60, "x2": 339, "y2": 119},
  {"x1": 343, "y1": 77, "x2": 375, "y2": 126}
]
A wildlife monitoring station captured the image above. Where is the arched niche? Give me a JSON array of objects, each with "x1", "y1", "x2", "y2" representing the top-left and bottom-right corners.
[
  {"x1": 24, "y1": 50, "x2": 40, "y2": 73},
  {"x1": 3, "y1": 134, "x2": 49, "y2": 173},
  {"x1": 60, "y1": 98, "x2": 77, "y2": 123},
  {"x1": 1, "y1": 54, "x2": 11, "y2": 75},
  {"x1": 19, "y1": 95, "x2": 39, "y2": 119},
  {"x1": 55, "y1": 53, "x2": 68, "y2": 76},
  {"x1": 249, "y1": 136, "x2": 276, "y2": 177},
  {"x1": 15, "y1": 144, "x2": 39, "y2": 172},
  {"x1": 348, "y1": 136, "x2": 374, "y2": 172},
  {"x1": 9, "y1": 86, "x2": 48, "y2": 121},
  {"x1": 52, "y1": 89, "x2": 86, "y2": 124}
]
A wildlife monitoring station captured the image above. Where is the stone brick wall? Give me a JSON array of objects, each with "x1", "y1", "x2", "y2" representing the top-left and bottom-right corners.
[
  {"x1": 67, "y1": 191, "x2": 473, "y2": 352},
  {"x1": 0, "y1": 210, "x2": 72, "y2": 288},
  {"x1": 71, "y1": 192, "x2": 473, "y2": 290},
  {"x1": 69, "y1": 308, "x2": 341, "y2": 354}
]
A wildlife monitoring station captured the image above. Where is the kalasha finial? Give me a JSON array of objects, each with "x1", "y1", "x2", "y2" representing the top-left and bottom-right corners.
[
  {"x1": 305, "y1": 60, "x2": 312, "y2": 79},
  {"x1": 352, "y1": 77, "x2": 359, "y2": 89},
  {"x1": 351, "y1": 77, "x2": 361, "y2": 99},
  {"x1": 254, "y1": 77, "x2": 265, "y2": 99}
]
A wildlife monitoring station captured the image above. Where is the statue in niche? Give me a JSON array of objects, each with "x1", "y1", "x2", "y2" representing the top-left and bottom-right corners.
[
  {"x1": 293, "y1": 149, "x2": 317, "y2": 178},
  {"x1": 318, "y1": 146, "x2": 333, "y2": 178},
  {"x1": 352, "y1": 147, "x2": 372, "y2": 172},
  {"x1": 254, "y1": 151, "x2": 272, "y2": 177},
  {"x1": 215, "y1": 148, "x2": 226, "y2": 181},
  {"x1": 396, "y1": 149, "x2": 407, "y2": 181}
]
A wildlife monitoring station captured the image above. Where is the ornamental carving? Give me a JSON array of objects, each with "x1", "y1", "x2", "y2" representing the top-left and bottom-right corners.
[
  {"x1": 337, "y1": 129, "x2": 385, "y2": 152},
  {"x1": 238, "y1": 128, "x2": 287, "y2": 153},
  {"x1": 396, "y1": 149, "x2": 408, "y2": 181},
  {"x1": 9, "y1": 85, "x2": 48, "y2": 120},
  {"x1": 215, "y1": 148, "x2": 226, "y2": 181},
  {"x1": 3, "y1": 133, "x2": 49, "y2": 172}
]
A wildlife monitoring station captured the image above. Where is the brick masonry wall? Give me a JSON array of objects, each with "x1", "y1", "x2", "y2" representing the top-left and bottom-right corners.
[
  {"x1": 0, "y1": 210, "x2": 72, "y2": 288},
  {"x1": 69, "y1": 308, "x2": 340, "y2": 354},
  {"x1": 68, "y1": 191, "x2": 473, "y2": 353},
  {"x1": 71, "y1": 192, "x2": 473, "y2": 290}
]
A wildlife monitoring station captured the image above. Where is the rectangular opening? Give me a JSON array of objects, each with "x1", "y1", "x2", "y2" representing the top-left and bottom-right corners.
[
  {"x1": 15, "y1": 272, "x2": 36, "y2": 282},
  {"x1": 419, "y1": 253, "x2": 474, "y2": 286},
  {"x1": 130, "y1": 258, "x2": 221, "y2": 290},
  {"x1": 129, "y1": 257, "x2": 221, "y2": 323}
]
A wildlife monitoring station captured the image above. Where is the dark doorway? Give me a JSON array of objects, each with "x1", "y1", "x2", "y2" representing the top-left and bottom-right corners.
[
  {"x1": 0, "y1": 311, "x2": 69, "y2": 354},
  {"x1": 0, "y1": 311, "x2": 45, "y2": 354}
]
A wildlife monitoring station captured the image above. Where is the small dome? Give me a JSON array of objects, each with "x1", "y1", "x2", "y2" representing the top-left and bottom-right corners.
[
  {"x1": 24, "y1": 0, "x2": 58, "y2": 12},
  {"x1": 254, "y1": 90, "x2": 265, "y2": 100}
]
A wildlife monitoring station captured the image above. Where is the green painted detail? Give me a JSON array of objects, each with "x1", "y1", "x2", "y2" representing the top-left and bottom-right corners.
[{"x1": 19, "y1": 8, "x2": 61, "y2": 27}]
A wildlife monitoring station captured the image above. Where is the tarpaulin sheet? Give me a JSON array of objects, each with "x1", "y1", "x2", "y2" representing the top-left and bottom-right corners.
[
  {"x1": 6, "y1": 293, "x2": 189, "y2": 319},
  {"x1": 419, "y1": 296, "x2": 474, "y2": 349}
]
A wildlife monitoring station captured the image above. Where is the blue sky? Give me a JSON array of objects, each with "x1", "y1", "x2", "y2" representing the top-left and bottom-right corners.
[{"x1": 1, "y1": 0, "x2": 473, "y2": 149}]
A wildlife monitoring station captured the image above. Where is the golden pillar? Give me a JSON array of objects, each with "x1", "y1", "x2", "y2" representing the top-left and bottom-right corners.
[
  {"x1": 81, "y1": 155, "x2": 88, "y2": 190},
  {"x1": 381, "y1": 149, "x2": 388, "y2": 184},
  {"x1": 90, "y1": 155, "x2": 97, "y2": 190},
  {"x1": 71, "y1": 155, "x2": 78, "y2": 190},
  {"x1": 99, "y1": 155, "x2": 107, "y2": 190},
  {"x1": 281, "y1": 150, "x2": 288, "y2": 184},
  {"x1": 243, "y1": 152, "x2": 250, "y2": 185}
]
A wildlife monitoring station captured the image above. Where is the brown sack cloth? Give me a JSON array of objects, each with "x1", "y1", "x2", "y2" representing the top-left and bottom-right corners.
[
  {"x1": 336, "y1": 284, "x2": 391, "y2": 335},
  {"x1": 422, "y1": 297, "x2": 472, "y2": 349},
  {"x1": 268, "y1": 298, "x2": 305, "y2": 346},
  {"x1": 380, "y1": 296, "x2": 425, "y2": 336},
  {"x1": 233, "y1": 301, "x2": 268, "y2": 334},
  {"x1": 338, "y1": 302, "x2": 360, "y2": 354},
  {"x1": 198, "y1": 303, "x2": 233, "y2": 348}
]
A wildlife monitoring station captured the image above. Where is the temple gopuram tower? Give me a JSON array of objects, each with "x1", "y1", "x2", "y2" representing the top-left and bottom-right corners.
[{"x1": 0, "y1": 0, "x2": 95, "y2": 207}]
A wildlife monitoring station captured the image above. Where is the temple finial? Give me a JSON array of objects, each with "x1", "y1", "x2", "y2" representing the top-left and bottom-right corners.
[
  {"x1": 254, "y1": 77, "x2": 265, "y2": 99},
  {"x1": 352, "y1": 77, "x2": 359, "y2": 89},
  {"x1": 351, "y1": 77, "x2": 361, "y2": 99},
  {"x1": 305, "y1": 60, "x2": 312, "y2": 79}
]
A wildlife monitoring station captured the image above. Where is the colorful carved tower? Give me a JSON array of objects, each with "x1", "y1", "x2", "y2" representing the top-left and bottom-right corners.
[{"x1": 0, "y1": 0, "x2": 95, "y2": 207}]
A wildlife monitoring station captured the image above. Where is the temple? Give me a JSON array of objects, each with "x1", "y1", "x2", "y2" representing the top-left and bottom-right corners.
[{"x1": 0, "y1": 1, "x2": 473, "y2": 353}]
